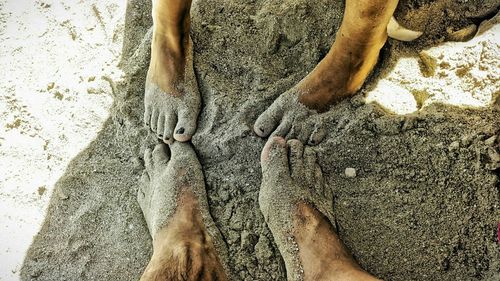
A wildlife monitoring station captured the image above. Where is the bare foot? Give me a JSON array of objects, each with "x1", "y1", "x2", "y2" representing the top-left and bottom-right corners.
[
  {"x1": 254, "y1": 26, "x2": 386, "y2": 143},
  {"x1": 144, "y1": 33, "x2": 201, "y2": 144},
  {"x1": 138, "y1": 143, "x2": 229, "y2": 280},
  {"x1": 259, "y1": 137, "x2": 379, "y2": 281}
]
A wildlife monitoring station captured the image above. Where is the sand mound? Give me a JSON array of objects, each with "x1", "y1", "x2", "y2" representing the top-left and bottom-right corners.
[{"x1": 22, "y1": 0, "x2": 499, "y2": 280}]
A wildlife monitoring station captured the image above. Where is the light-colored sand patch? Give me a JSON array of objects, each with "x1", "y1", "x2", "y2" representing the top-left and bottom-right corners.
[
  {"x1": 0, "y1": 0, "x2": 125, "y2": 279},
  {"x1": 366, "y1": 21, "x2": 499, "y2": 114}
]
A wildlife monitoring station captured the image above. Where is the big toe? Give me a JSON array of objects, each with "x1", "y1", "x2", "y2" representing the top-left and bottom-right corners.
[
  {"x1": 260, "y1": 136, "x2": 290, "y2": 177},
  {"x1": 174, "y1": 109, "x2": 198, "y2": 142},
  {"x1": 254, "y1": 102, "x2": 283, "y2": 137}
]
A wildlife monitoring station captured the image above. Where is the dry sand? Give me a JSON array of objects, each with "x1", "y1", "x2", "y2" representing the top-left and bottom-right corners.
[
  {"x1": 0, "y1": 0, "x2": 124, "y2": 279},
  {"x1": 19, "y1": 0, "x2": 500, "y2": 280}
]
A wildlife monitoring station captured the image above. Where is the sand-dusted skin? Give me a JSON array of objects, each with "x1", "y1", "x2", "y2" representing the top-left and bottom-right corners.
[
  {"x1": 253, "y1": 0, "x2": 400, "y2": 140},
  {"x1": 146, "y1": 0, "x2": 410, "y2": 145},
  {"x1": 260, "y1": 137, "x2": 381, "y2": 281},
  {"x1": 138, "y1": 143, "x2": 230, "y2": 280},
  {"x1": 144, "y1": 0, "x2": 200, "y2": 143}
]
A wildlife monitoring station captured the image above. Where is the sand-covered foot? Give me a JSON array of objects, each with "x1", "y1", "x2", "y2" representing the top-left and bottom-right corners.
[
  {"x1": 138, "y1": 143, "x2": 229, "y2": 280},
  {"x1": 259, "y1": 137, "x2": 335, "y2": 279},
  {"x1": 254, "y1": 21, "x2": 387, "y2": 145},
  {"x1": 144, "y1": 36, "x2": 200, "y2": 144},
  {"x1": 259, "y1": 137, "x2": 378, "y2": 281},
  {"x1": 254, "y1": 89, "x2": 327, "y2": 145}
]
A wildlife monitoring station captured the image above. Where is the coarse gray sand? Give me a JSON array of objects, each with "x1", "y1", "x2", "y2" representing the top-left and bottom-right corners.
[{"x1": 22, "y1": 0, "x2": 499, "y2": 280}]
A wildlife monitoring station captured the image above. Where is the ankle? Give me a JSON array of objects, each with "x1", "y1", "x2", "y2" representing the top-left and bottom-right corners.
[{"x1": 152, "y1": 32, "x2": 187, "y2": 61}]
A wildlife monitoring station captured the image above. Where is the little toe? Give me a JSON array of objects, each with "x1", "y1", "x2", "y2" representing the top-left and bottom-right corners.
[
  {"x1": 163, "y1": 113, "x2": 176, "y2": 145},
  {"x1": 254, "y1": 102, "x2": 283, "y2": 137},
  {"x1": 260, "y1": 136, "x2": 290, "y2": 177},
  {"x1": 174, "y1": 109, "x2": 197, "y2": 142},
  {"x1": 144, "y1": 106, "x2": 152, "y2": 127},
  {"x1": 156, "y1": 114, "x2": 165, "y2": 139},
  {"x1": 150, "y1": 108, "x2": 159, "y2": 132},
  {"x1": 152, "y1": 143, "x2": 170, "y2": 166}
]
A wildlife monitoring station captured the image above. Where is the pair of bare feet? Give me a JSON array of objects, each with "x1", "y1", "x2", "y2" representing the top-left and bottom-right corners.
[
  {"x1": 143, "y1": 0, "x2": 396, "y2": 145},
  {"x1": 138, "y1": 137, "x2": 378, "y2": 280}
]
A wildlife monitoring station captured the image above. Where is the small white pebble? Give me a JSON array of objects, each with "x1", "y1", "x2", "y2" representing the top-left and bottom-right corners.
[{"x1": 345, "y1": 168, "x2": 357, "y2": 178}]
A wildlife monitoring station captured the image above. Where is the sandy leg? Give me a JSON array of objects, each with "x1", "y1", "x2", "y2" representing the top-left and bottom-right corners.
[
  {"x1": 144, "y1": 0, "x2": 200, "y2": 143},
  {"x1": 259, "y1": 137, "x2": 380, "y2": 281},
  {"x1": 254, "y1": 0, "x2": 398, "y2": 142},
  {"x1": 138, "y1": 143, "x2": 228, "y2": 281}
]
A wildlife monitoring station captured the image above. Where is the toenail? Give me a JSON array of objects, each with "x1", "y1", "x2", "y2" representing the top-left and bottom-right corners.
[{"x1": 176, "y1": 127, "x2": 185, "y2": 134}]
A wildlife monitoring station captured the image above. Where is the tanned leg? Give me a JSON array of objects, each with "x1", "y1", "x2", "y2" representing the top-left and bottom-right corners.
[
  {"x1": 138, "y1": 143, "x2": 228, "y2": 281},
  {"x1": 144, "y1": 0, "x2": 200, "y2": 143},
  {"x1": 259, "y1": 137, "x2": 380, "y2": 281},
  {"x1": 254, "y1": 0, "x2": 399, "y2": 142}
]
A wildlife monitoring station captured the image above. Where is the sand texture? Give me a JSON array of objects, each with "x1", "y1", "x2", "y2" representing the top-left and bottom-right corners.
[
  {"x1": 22, "y1": 0, "x2": 499, "y2": 280},
  {"x1": 0, "y1": 0, "x2": 125, "y2": 278}
]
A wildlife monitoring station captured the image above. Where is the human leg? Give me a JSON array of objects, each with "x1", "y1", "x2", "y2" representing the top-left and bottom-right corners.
[{"x1": 138, "y1": 143, "x2": 228, "y2": 280}]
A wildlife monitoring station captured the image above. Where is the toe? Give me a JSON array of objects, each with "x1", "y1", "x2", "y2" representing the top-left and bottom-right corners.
[
  {"x1": 156, "y1": 114, "x2": 165, "y2": 139},
  {"x1": 174, "y1": 109, "x2": 198, "y2": 142},
  {"x1": 150, "y1": 108, "x2": 159, "y2": 132},
  {"x1": 143, "y1": 105, "x2": 152, "y2": 127},
  {"x1": 309, "y1": 126, "x2": 326, "y2": 145},
  {"x1": 287, "y1": 139, "x2": 304, "y2": 178},
  {"x1": 163, "y1": 112, "x2": 176, "y2": 145},
  {"x1": 303, "y1": 147, "x2": 317, "y2": 183},
  {"x1": 152, "y1": 143, "x2": 170, "y2": 165},
  {"x1": 144, "y1": 148, "x2": 153, "y2": 174},
  {"x1": 254, "y1": 101, "x2": 283, "y2": 137},
  {"x1": 260, "y1": 136, "x2": 290, "y2": 177},
  {"x1": 313, "y1": 164, "x2": 325, "y2": 194},
  {"x1": 270, "y1": 116, "x2": 293, "y2": 138},
  {"x1": 138, "y1": 170, "x2": 150, "y2": 205}
]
